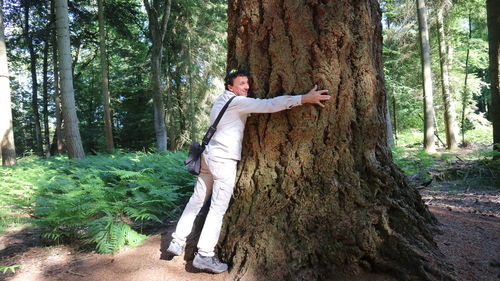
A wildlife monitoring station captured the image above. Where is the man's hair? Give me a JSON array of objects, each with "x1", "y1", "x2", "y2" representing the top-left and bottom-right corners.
[{"x1": 224, "y1": 68, "x2": 249, "y2": 90}]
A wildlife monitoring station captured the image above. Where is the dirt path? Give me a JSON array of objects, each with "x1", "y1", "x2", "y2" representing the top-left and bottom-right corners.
[{"x1": 1, "y1": 196, "x2": 499, "y2": 281}]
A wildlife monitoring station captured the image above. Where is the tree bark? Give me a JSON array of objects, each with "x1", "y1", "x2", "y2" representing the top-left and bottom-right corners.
[
  {"x1": 386, "y1": 101, "x2": 394, "y2": 147},
  {"x1": 487, "y1": 0, "x2": 500, "y2": 150},
  {"x1": 143, "y1": 0, "x2": 172, "y2": 152},
  {"x1": 23, "y1": 1, "x2": 43, "y2": 155},
  {"x1": 392, "y1": 95, "x2": 398, "y2": 143},
  {"x1": 436, "y1": 5, "x2": 458, "y2": 150},
  {"x1": 54, "y1": 0, "x2": 85, "y2": 159},
  {"x1": 42, "y1": 35, "x2": 51, "y2": 157},
  {"x1": 51, "y1": 0, "x2": 64, "y2": 155},
  {"x1": 0, "y1": 1, "x2": 16, "y2": 166},
  {"x1": 98, "y1": 0, "x2": 114, "y2": 152},
  {"x1": 461, "y1": 10, "x2": 472, "y2": 146},
  {"x1": 416, "y1": 0, "x2": 436, "y2": 152},
  {"x1": 218, "y1": 1, "x2": 453, "y2": 280}
]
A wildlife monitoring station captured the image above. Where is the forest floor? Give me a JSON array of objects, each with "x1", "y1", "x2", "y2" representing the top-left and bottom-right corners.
[{"x1": 0, "y1": 150, "x2": 499, "y2": 281}]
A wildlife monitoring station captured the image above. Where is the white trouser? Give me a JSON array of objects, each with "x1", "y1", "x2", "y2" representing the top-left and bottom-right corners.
[{"x1": 171, "y1": 153, "x2": 237, "y2": 257}]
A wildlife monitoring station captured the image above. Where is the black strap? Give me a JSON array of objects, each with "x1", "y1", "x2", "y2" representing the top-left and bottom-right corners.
[{"x1": 201, "y1": 95, "x2": 237, "y2": 146}]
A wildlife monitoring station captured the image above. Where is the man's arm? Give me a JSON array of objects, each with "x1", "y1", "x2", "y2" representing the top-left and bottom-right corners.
[{"x1": 233, "y1": 85, "x2": 330, "y2": 114}]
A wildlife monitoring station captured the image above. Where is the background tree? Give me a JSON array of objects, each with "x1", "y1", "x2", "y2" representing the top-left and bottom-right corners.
[
  {"x1": 436, "y1": 0, "x2": 458, "y2": 150},
  {"x1": 0, "y1": 0, "x2": 16, "y2": 166},
  {"x1": 416, "y1": 0, "x2": 436, "y2": 152},
  {"x1": 50, "y1": 0, "x2": 64, "y2": 155},
  {"x1": 22, "y1": 0, "x2": 42, "y2": 155},
  {"x1": 487, "y1": 0, "x2": 499, "y2": 150},
  {"x1": 219, "y1": 0, "x2": 452, "y2": 280},
  {"x1": 54, "y1": 0, "x2": 84, "y2": 159},
  {"x1": 42, "y1": 30, "x2": 50, "y2": 157},
  {"x1": 163, "y1": 0, "x2": 226, "y2": 150},
  {"x1": 143, "y1": 0, "x2": 172, "y2": 152},
  {"x1": 98, "y1": 0, "x2": 114, "y2": 152}
]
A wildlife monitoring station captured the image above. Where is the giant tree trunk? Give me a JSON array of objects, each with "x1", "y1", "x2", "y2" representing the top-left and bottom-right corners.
[
  {"x1": 219, "y1": 1, "x2": 453, "y2": 280},
  {"x1": 23, "y1": 1, "x2": 43, "y2": 155},
  {"x1": 54, "y1": 0, "x2": 85, "y2": 159},
  {"x1": 98, "y1": 0, "x2": 114, "y2": 152},
  {"x1": 0, "y1": 2, "x2": 16, "y2": 166},
  {"x1": 436, "y1": 5, "x2": 458, "y2": 150},
  {"x1": 143, "y1": 0, "x2": 171, "y2": 152},
  {"x1": 416, "y1": 0, "x2": 436, "y2": 152},
  {"x1": 487, "y1": 0, "x2": 500, "y2": 150}
]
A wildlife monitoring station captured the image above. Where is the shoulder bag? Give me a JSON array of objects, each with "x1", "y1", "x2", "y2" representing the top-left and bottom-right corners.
[{"x1": 184, "y1": 96, "x2": 236, "y2": 175}]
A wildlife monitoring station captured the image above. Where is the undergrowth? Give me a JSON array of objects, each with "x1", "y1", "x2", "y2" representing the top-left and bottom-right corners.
[
  {"x1": 391, "y1": 145, "x2": 500, "y2": 190},
  {"x1": 0, "y1": 151, "x2": 195, "y2": 253}
]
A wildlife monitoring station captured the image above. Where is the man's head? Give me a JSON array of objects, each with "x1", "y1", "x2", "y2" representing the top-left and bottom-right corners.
[{"x1": 224, "y1": 69, "x2": 249, "y2": 97}]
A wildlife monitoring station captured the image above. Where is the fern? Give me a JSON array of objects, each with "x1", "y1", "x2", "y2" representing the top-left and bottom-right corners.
[
  {"x1": 84, "y1": 213, "x2": 147, "y2": 253},
  {"x1": 0, "y1": 264, "x2": 23, "y2": 274},
  {"x1": 0, "y1": 151, "x2": 195, "y2": 253}
]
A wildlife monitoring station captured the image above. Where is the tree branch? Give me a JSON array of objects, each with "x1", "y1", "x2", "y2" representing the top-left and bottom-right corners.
[{"x1": 159, "y1": 0, "x2": 172, "y2": 44}]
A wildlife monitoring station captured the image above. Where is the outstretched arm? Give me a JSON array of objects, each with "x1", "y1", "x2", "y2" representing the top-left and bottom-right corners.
[
  {"x1": 231, "y1": 85, "x2": 330, "y2": 114},
  {"x1": 301, "y1": 85, "x2": 330, "y2": 107}
]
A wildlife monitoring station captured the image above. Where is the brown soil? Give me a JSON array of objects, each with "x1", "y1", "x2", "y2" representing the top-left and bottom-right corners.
[{"x1": 1, "y1": 191, "x2": 499, "y2": 281}]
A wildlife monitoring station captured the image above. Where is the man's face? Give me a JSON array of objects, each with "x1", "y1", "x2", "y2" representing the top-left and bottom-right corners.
[{"x1": 228, "y1": 76, "x2": 249, "y2": 97}]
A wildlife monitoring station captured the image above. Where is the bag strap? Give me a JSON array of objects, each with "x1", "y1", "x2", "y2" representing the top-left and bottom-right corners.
[
  {"x1": 212, "y1": 95, "x2": 236, "y2": 128},
  {"x1": 201, "y1": 95, "x2": 237, "y2": 146}
]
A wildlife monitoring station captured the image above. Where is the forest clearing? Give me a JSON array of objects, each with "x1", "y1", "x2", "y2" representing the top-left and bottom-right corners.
[{"x1": 1, "y1": 0, "x2": 499, "y2": 280}]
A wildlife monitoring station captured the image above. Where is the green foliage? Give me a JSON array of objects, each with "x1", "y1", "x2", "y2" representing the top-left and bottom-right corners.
[
  {"x1": 84, "y1": 212, "x2": 147, "y2": 254},
  {"x1": 381, "y1": 0, "x2": 491, "y2": 146},
  {"x1": 464, "y1": 124, "x2": 493, "y2": 145},
  {"x1": 0, "y1": 151, "x2": 195, "y2": 253},
  {"x1": 0, "y1": 264, "x2": 23, "y2": 274},
  {"x1": 392, "y1": 147, "x2": 439, "y2": 179}
]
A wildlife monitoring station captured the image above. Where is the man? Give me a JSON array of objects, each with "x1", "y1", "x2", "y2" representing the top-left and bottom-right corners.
[{"x1": 166, "y1": 69, "x2": 330, "y2": 273}]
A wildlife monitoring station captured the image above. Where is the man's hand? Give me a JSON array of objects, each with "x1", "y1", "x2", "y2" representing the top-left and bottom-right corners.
[{"x1": 301, "y1": 85, "x2": 330, "y2": 108}]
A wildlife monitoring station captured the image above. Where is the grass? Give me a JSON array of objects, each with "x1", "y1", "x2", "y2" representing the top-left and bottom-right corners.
[
  {"x1": 395, "y1": 126, "x2": 494, "y2": 148},
  {"x1": 392, "y1": 128, "x2": 499, "y2": 192}
]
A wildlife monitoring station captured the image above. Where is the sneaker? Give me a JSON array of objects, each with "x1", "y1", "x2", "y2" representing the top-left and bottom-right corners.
[
  {"x1": 166, "y1": 240, "x2": 184, "y2": 256},
  {"x1": 192, "y1": 253, "x2": 228, "y2": 273}
]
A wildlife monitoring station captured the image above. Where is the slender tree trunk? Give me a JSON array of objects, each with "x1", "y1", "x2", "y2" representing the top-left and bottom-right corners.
[
  {"x1": 218, "y1": 1, "x2": 453, "y2": 280},
  {"x1": 436, "y1": 6, "x2": 458, "y2": 150},
  {"x1": 51, "y1": 0, "x2": 64, "y2": 155},
  {"x1": 416, "y1": 0, "x2": 436, "y2": 152},
  {"x1": 461, "y1": 10, "x2": 472, "y2": 145},
  {"x1": 487, "y1": 0, "x2": 500, "y2": 151},
  {"x1": 23, "y1": 1, "x2": 43, "y2": 155},
  {"x1": 54, "y1": 0, "x2": 85, "y2": 159},
  {"x1": 187, "y1": 32, "x2": 196, "y2": 142},
  {"x1": 98, "y1": 0, "x2": 114, "y2": 152},
  {"x1": 42, "y1": 36, "x2": 51, "y2": 157},
  {"x1": 386, "y1": 101, "x2": 394, "y2": 146},
  {"x1": 0, "y1": 1, "x2": 16, "y2": 166},
  {"x1": 143, "y1": 0, "x2": 172, "y2": 152},
  {"x1": 392, "y1": 95, "x2": 398, "y2": 143}
]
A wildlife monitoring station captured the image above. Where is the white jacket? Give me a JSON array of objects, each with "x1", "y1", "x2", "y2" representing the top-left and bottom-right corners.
[{"x1": 206, "y1": 90, "x2": 302, "y2": 161}]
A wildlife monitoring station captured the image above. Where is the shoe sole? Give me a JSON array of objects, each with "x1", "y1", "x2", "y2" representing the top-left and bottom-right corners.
[
  {"x1": 192, "y1": 260, "x2": 227, "y2": 274},
  {"x1": 166, "y1": 248, "x2": 184, "y2": 256}
]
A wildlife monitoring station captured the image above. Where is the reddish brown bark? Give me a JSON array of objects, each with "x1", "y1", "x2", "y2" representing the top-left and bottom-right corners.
[{"x1": 218, "y1": 1, "x2": 453, "y2": 280}]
